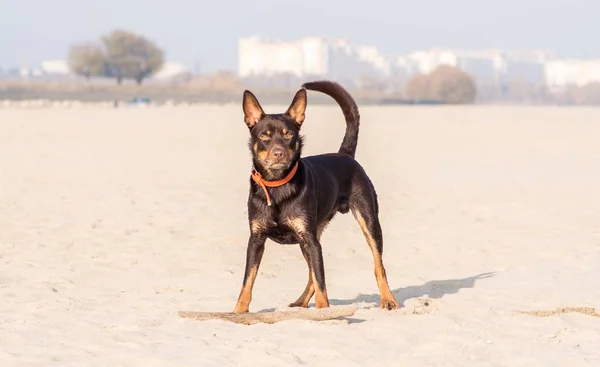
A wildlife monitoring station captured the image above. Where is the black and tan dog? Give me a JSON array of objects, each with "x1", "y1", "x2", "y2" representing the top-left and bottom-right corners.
[{"x1": 233, "y1": 80, "x2": 400, "y2": 313}]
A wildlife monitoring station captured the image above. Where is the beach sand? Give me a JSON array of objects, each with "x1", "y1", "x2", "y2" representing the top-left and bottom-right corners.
[{"x1": 1, "y1": 104, "x2": 599, "y2": 366}]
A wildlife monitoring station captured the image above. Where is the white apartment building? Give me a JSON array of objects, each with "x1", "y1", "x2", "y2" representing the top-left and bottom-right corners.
[
  {"x1": 41, "y1": 59, "x2": 70, "y2": 75},
  {"x1": 238, "y1": 36, "x2": 329, "y2": 78},
  {"x1": 238, "y1": 37, "x2": 600, "y2": 90},
  {"x1": 402, "y1": 49, "x2": 460, "y2": 75},
  {"x1": 237, "y1": 36, "x2": 391, "y2": 84},
  {"x1": 152, "y1": 62, "x2": 189, "y2": 79},
  {"x1": 545, "y1": 59, "x2": 600, "y2": 88},
  {"x1": 396, "y1": 49, "x2": 552, "y2": 85}
]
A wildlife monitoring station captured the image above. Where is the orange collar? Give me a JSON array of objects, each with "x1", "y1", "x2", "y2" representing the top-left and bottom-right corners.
[{"x1": 251, "y1": 162, "x2": 299, "y2": 207}]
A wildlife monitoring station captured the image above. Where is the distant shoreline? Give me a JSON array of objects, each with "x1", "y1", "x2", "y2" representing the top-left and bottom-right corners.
[
  {"x1": 0, "y1": 80, "x2": 423, "y2": 105},
  {"x1": 0, "y1": 81, "x2": 588, "y2": 106}
]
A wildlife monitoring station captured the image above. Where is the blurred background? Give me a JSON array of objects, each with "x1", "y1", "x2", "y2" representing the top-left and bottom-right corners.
[{"x1": 1, "y1": 0, "x2": 599, "y2": 105}]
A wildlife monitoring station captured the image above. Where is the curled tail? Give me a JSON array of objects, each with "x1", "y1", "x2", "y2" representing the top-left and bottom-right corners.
[{"x1": 302, "y1": 80, "x2": 360, "y2": 158}]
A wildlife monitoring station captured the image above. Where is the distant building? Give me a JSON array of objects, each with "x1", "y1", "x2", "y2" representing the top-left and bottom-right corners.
[
  {"x1": 152, "y1": 62, "x2": 190, "y2": 79},
  {"x1": 20, "y1": 67, "x2": 43, "y2": 78},
  {"x1": 496, "y1": 50, "x2": 551, "y2": 85},
  {"x1": 41, "y1": 59, "x2": 70, "y2": 75},
  {"x1": 26, "y1": 59, "x2": 189, "y2": 81},
  {"x1": 545, "y1": 59, "x2": 600, "y2": 88},
  {"x1": 395, "y1": 49, "x2": 552, "y2": 85},
  {"x1": 237, "y1": 37, "x2": 560, "y2": 90},
  {"x1": 237, "y1": 36, "x2": 391, "y2": 87},
  {"x1": 238, "y1": 36, "x2": 328, "y2": 78}
]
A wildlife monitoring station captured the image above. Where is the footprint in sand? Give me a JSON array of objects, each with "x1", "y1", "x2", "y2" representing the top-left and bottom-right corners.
[{"x1": 399, "y1": 297, "x2": 440, "y2": 315}]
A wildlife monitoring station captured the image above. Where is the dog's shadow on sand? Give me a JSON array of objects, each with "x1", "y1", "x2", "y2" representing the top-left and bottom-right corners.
[
  {"x1": 330, "y1": 271, "x2": 496, "y2": 308},
  {"x1": 258, "y1": 272, "x2": 495, "y2": 323}
]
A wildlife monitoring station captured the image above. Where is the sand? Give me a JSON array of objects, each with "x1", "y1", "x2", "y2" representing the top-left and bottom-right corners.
[{"x1": 1, "y1": 104, "x2": 599, "y2": 366}]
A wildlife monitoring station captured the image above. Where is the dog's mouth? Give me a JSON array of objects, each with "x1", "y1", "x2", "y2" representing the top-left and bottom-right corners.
[{"x1": 267, "y1": 162, "x2": 288, "y2": 170}]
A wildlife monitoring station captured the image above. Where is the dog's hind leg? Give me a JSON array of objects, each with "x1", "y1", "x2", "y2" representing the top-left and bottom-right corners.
[{"x1": 350, "y1": 192, "x2": 400, "y2": 310}]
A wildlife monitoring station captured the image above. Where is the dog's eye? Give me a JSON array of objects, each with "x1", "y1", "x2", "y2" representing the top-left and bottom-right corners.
[
  {"x1": 259, "y1": 134, "x2": 271, "y2": 141},
  {"x1": 283, "y1": 133, "x2": 294, "y2": 139}
]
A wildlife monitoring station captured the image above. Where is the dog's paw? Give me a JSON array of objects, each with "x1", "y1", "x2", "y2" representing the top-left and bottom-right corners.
[
  {"x1": 233, "y1": 306, "x2": 250, "y2": 313},
  {"x1": 380, "y1": 299, "x2": 401, "y2": 310},
  {"x1": 288, "y1": 301, "x2": 309, "y2": 308}
]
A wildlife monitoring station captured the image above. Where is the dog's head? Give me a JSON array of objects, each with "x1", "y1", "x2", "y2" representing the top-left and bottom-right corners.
[{"x1": 242, "y1": 88, "x2": 306, "y2": 180}]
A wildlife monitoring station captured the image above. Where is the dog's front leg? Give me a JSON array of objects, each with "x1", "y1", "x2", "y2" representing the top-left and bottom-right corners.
[
  {"x1": 298, "y1": 234, "x2": 330, "y2": 309},
  {"x1": 233, "y1": 234, "x2": 266, "y2": 313}
]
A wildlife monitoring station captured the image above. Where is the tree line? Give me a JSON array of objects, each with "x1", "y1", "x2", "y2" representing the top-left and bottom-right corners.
[
  {"x1": 68, "y1": 30, "x2": 164, "y2": 85},
  {"x1": 62, "y1": 31, "x2": 600, "y2": 106},
  {"x1": 67, "y1": 29, "x2": 480, "y2": 103}
]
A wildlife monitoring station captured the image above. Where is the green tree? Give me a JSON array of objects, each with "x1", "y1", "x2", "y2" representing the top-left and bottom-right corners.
[
  {"x1": 102, "y1": 30, "x2": 165, "y2": 85},
  {"x1": 67, "y1": 42, "x2": 106, "y2": 81}
]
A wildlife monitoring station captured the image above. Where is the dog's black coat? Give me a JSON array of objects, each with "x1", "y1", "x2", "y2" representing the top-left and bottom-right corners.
[{"x1": 233, "y1": 80, "x2": 399, "y2": 312}]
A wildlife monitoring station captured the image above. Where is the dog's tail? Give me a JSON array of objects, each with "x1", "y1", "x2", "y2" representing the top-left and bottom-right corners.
[{"x1": 302, "y1": 80, "x2": 360, "y2": 159}]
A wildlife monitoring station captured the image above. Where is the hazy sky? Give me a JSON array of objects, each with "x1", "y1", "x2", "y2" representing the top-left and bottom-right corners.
[{"x1": 1, "y1": 0, "x2": 598, "y2": 72}]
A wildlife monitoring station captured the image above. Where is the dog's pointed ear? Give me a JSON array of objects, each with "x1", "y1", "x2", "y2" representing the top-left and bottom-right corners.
[
  {"x1": 242, "y1": 90, "x2": 265, "y2": 129},
  {"x1": 285, "y1": 88, "x2": 307, "y2": 127}
]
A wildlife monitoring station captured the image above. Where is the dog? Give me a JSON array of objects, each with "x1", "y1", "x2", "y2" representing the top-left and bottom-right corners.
[{"x1": 233, "y1": 80, "x2": 400, "y2": 313}]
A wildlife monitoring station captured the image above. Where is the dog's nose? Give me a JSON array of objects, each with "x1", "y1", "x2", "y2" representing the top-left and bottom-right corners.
[{"x1": 271, "y1": 147, "x2": 285, "y2": 159}]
